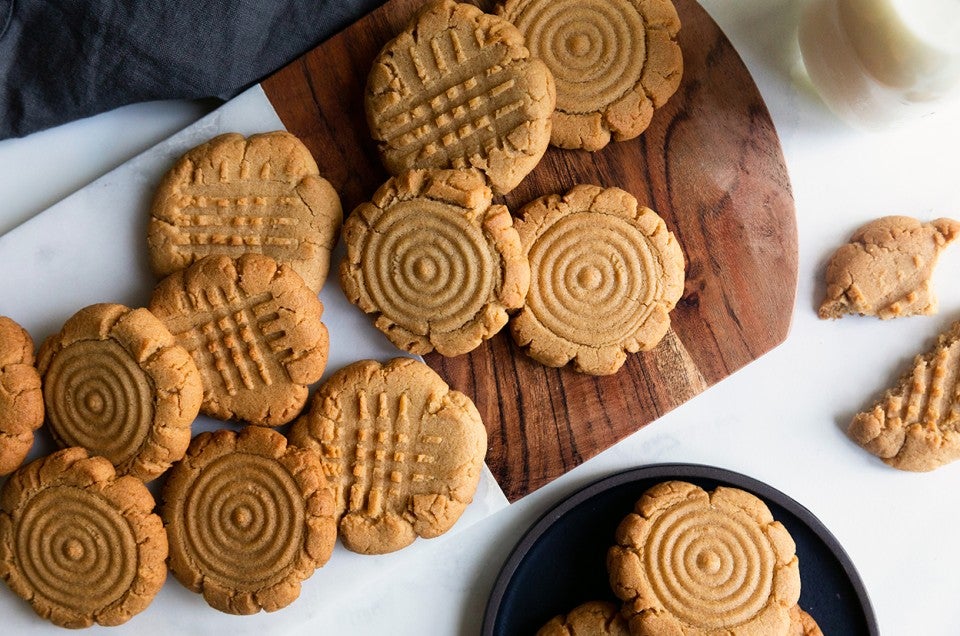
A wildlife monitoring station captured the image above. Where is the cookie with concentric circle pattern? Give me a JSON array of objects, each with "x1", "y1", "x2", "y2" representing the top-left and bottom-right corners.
[
  {"x1": 365, "y1": 0, "x2": 555, "y2": 194},
  {"x1": 0, "y1": 447, "x2": 167, "y2": 628},
  {"x1": 498, "y1": 0, "x2": 682, "y2": 151},
  {"x1": 161, "y1": 427, "x2": 337, "y2": 614},
  {"x1": 288, "y1": 358, "x2": 487, "y2": 554},
  {"x1": 37, "y1": 304, "x2": 202, "y2": 482},
  {"x1": 511, "y1": 185, "x2": 684, "y2": 375},
  {"x1": 607, "y1": 481, "x2": 801, "y2": 635},
  {"x1": 340, "y1": 168, "x2": 529, "y2": 356},
  {"x1": 0, "y1": 316, "x2": 43, "y2": 476}
]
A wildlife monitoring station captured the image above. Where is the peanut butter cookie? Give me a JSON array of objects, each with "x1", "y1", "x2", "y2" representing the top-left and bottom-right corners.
[
  {"x1": 789, "y1": 606, "x2": 824, "y2": 636},
  {"x1": 0, "y1": 448, "x2": 167, "y2": 628},
  {"x1": 149, "y1": 131, "x2": 343, "y2": 293},
  {"x1": 511, "y1": 185, "x2": 684, "y2": 375},
  {"x1": 819, "y1": 216, "x2": 960, "y2": 319},
  {"x1": 37, "y1": 304, "x2": 202, "y2": 482},
  {"x1": 288, "y1": 358, "x2": 487, "y2": 554},
  {"x1": 0, "y1": 316, "x2": 43, "y2": 476},
  {"x1": 365, "y1": 0, "x2": 555, "y2": 194},
  {"x1": 340, "y1": 169, "x2": 529, "y2": 356},
  {"x1": 608, "y1": 481, "x2": 801, "y2": 635},
  {"x1": 149, "y1": 253, "x2": 329, "y2": 426},
  {"x1": 536, "y1": 601, "x2": 630, "y2": 636},
  {"x1": 849, "y1": 320, "x2": 960, "y2": 471},
  {"x1": 161, "y1": 427, "x2": 337, "y2": 614},
  {"x1": 498, "y1": 0, "x2": 682, "y2": 151}
]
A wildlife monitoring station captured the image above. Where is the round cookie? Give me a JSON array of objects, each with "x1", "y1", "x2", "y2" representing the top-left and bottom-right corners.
[
  {"x1": 511, "y1": 185, "x2": 684, "y2": 375},
  {"x1": 365, "y1": 0, "x2": 556, "y2": 194},
  {"x1": 498, "y1": 0, "x2": 682, "y2": 151},
  {"x1": 0, "y1": 316, "x2": 43, "y2": 476},
  {"x1": 148, "y1": 131, "x2": 343, "y2": 293},
  {"x1": 149, "y1": 253, "x2": 329, "y2": 427},
  {"x1": 36, "y1": 304, "x2": 202, "y2": 482},
  {"x1": 0, "y1": 447, "x2": 167, "y2": 628},
  {"x1": 288, "y1": 358, "x2": 487, "y2": 554},
  {"x1": 537, "y1": 601, "x2": 630, "y2": 636},
  {"x1": 340, "y1": 169, "x2": 529, "y2": 356},
  {"x1": 607, "y1": 481, "x2": 801, "y2": 635},
  {"x1": 161, "y1": 427, "x2": 337, "y2": 615}
]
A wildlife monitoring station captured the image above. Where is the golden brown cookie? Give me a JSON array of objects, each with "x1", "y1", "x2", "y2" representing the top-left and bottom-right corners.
[
  {"x1": 340, "y1": 169, "x2": 529, "y2": 356},
  {"x1": 288, "y1": 358, "x2": 487, "y2": 554},
  {"x1": 819, "y1": 216, "x2": 960, "y2": 319},
  {"x1": 536, "y1": 601, "x2": 630, "y2": 636},
  {"x1": 36, "y1": 304, "x2": 202, "y2": 482},
  {"x1": 0, "y1": 316, "x2": 43, "y2": 476},
  {"x1": 498, "y1": 0, "x2": 682, "y2": 151},
  {"x1": 789, "y1": 605, "x2": 824, "y2": 636},
  {"x1": 608, "y1": 481, "x2": 801, "y2": 636},
  {"x1": 161, "y1": 427, "x2": 336, "y2": 614},
  {"x1": 365, "y1": 0, "x2": 556, "y2": 194},
  {"x1": 849, "y1": 320, "x2": 960, "y2": 471},
  {"x1": 0, "y1": 447, "x2": 167, "y2": 628},
  {"x1": 511, "y1": 185, "x2": 684, "y2": 375},
  {"x1": 148, "y1": 131, "x2": 343, "y2": 293},
  {"x1": 149, "y1": 253, "x2": 329, "y2": 426}
]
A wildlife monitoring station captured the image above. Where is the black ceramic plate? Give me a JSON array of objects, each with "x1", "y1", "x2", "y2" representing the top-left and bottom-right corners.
[{"x1": 483, "y1": 464, "x2": 878, "y2": 635}]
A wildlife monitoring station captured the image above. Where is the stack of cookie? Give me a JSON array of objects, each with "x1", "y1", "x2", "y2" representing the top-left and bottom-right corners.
[
  {"x1": 537, "y1": 481, "x2": 823, "y2": 636},
  {"x1": 348, "y1": 0, "x2": 686, "y2": 376}
]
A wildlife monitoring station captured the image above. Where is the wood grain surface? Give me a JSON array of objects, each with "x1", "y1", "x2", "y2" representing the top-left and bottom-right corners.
[{"x1": 262, "y1": 0, "x2": 798, "y2": 501}]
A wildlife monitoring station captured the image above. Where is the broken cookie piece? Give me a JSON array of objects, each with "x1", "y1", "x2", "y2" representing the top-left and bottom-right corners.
[
  {"x1": 819, "y1": 216, "x2": 960, "y2": 319},
  {"x1": 849, "y1": 320, "x2": 960, "y2": 471}
]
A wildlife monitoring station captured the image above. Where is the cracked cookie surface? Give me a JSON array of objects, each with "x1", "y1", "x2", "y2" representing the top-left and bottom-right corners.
[
  {"x1": 498, "y1": 0, "x2": 682, "y2": 151},
  {"x1": 37, "y1": 304, "x2": 202, "y2": 482},
  {"x1": 161, "y1": 427, "x2": 336, "y2": 614},
  {"x1": 149, "y1": 253, "x2": 329, "y2": 427},
  {"x1": 0, "y1": 316, "x2": 43, "y2": 476},
  {"x1": 340, "y1": 168, "x2": 529, "y2": 356},
  {"x1": 148, "y1": 131, "x2": 343, "y2": 293},
  {"x1": 849, "y1": 320, "x2": 960, "y2": 471},
  {"x1": 819, "y1": 216, "x2": 960, "y2": 319},
  {"x1": 0, "y1": 448, "x2": 167, "y2": 628},
  {"x1": 288, "y1": 358, "x2": 487, "y2": 554},
  {"x1": 607, "y1": 481, "x2": 800, "y2": 635},
  {"x1": 536, "y1": 600, "x2": 630, "y2": 636},
  {"x1": 365, "y1": 0, "x2": 555, "y2": 194},
  {"x1": 510, "y1": 185, "x2": 684, "y2": 375}
]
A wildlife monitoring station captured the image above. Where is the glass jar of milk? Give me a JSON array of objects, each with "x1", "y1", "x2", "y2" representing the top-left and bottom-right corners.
[{"x1": 799, "y1": 0, "x2": 960, "y2": 128}]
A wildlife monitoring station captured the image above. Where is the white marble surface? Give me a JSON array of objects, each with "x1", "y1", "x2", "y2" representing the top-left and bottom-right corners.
[{"x1": 1, "y1": 0, "x2": 960, "y2": 634}]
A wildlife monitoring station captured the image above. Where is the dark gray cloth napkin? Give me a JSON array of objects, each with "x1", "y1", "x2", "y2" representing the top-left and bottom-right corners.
[{"x1": 0, "y1": 0, "x2": 384, "y2": 139}]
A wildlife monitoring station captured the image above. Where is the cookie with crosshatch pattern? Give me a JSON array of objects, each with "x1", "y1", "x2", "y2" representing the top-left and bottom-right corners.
[
  {"x1": 148, "y1": 253, "x2": 328, "y2": 427},
  {"x1": 148, "y1": 131, "x2": 343, "y2": 293},
  {"x1": 365, "y1": 0, "x2": 555, "y2": 194},
  {"x1": 339, "y1": 168, "x2": 529, "y2": 356},
  {"x1": 288, "y1": 358, "x2": 487, "y2": 554}
]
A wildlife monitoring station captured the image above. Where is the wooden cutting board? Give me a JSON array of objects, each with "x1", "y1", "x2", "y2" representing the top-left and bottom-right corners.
[{"x1": 261, "y1": 0, "x2": 797, "y2": 501}]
